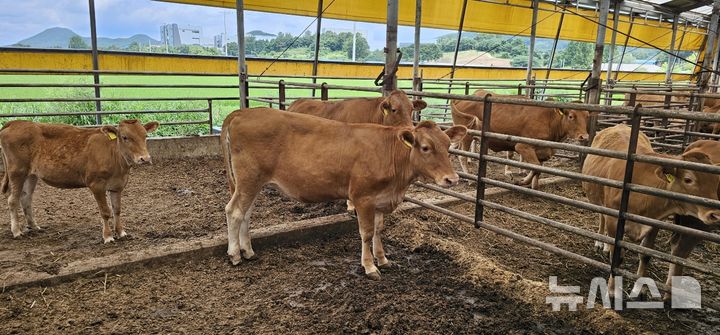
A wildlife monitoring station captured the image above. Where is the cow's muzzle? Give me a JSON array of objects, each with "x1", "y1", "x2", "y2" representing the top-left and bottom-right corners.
[
  {"x1": 436, "y1": 174, "x2": 460, "y2": 187},
  {"x1": 700, "y1": 209, "x2": 720, "y2": 225},
  {"x1": 135, "y1": 155, "x2": 153, "y2": 165}
]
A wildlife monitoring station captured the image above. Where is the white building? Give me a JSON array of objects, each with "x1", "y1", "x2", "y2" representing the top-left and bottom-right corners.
[{"x1": 160, "y1": 23, "x2": 203, "y2": 47}]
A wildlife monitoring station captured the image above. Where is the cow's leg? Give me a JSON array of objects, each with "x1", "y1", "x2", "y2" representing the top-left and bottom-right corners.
[
  {"x1": 504, "y1": 152, "x2": 515, "y2": 178},
  {"x1": 663, "y1": 232, "x2": 702, "y2": 301},
  {"x1": 225, "y1": 188, "x2": 259, "y2": 265},
  {"x1": 355, "y1": 200, "x2": 380, "y2": 280},
  {"x1": 108, "y1": 190, "x2": 126, "y2": 239},
  {"x1": 373, "y1": 212, "x2": 390, "y2": 268},
  {"x1": 346, "y1": 200, "x2": 356, "y2": 214},
  {"x1": 458, "y1": 135, "x2": 474, "y2": 174},
  {"x1": 20, "y1": 175, "x2": 39, "y2": 230},
  {"x1": 594, "y1": 214, "x2": 606, "y2": 251},
  {"x1": 633, "y1": 228, "x2": 659, "y2": 299},
  {"x1": 6, "y1": 171, "x2": 28, "y2": 237},
  {"x1": 514, "y1": 144, "x2": 541, "y2": 188},
  {"x1": 90, "y1": 186, "x2": 114, "y2": 243},
  {"x1": 603, "y1": 215, "x2": 626, "y2": 299}
]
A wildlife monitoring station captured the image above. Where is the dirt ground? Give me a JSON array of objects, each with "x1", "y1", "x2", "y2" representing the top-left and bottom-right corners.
[{"x1": 1, "y1": 154, "x2": 719, "y2": 334}]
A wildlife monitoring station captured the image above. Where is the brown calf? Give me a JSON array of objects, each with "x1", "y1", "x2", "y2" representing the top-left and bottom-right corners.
[
  {"x1": 221, "y1": 108, "x2": 466, "y2": 280},
  {"x1": 582, "y1": 125, "x2": 720, "y2": 299},
  {"x1": 452, "y1": 89, "x2": 592, "y2": 189},
  {"x1": 287, "y1": 89, "x2": 425, "y2": 127},
  {"x1": 0, "y1": 120, "x2": 158, "y2": 242}
]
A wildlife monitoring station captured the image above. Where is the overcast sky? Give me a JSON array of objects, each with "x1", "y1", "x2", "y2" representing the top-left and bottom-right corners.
[{"x1": 0, "y1": 0, "x2": 452, "y2": 48}]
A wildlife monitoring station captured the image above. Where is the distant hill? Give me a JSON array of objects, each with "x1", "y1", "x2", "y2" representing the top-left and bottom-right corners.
[{"x1": 10, "y1": 27, "x2": 160, "y2": 49}]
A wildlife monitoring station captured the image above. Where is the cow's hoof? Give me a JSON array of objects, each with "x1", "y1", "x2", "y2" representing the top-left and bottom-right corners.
[
  {"x1": 103, "y1": 236, "x2": 115, "y2": 244},
  {"x1": 366, "y1": 270, "x2": 382, "y2": 281},
  {"x1": 594, "y1": 241, "x2": 604, "y2": 252},
  {"x1": 29, "y1": 225, "x2": 42, "y2": 231},
  {"x1": 228, "y1": 254, "x2": 243, "y2": 266},
  {"x1": 117, "y1": 231, "x2": 128, "y2": 239},
  {"x1": 347, "y1": 209, "x2": 357, "y2": 219},
  {"x1": 378, "y1": 260, "x2": 396, "y2": 270},
  {"x1": 241, "y1": 250, "x2": 257, "y2": 261},
  {"x1": 11, "y1": 230, "x2": 24, "y2": 238}
]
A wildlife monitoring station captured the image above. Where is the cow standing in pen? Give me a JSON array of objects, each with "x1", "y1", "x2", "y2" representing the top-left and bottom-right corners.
[
  {"x1": 582, "y1": 125, "x2": 720, "y2": 300},
  {"x1": 221, "y1": 108, "x2": 466, "y2": 279},
  {"x1": 451, "y1": 89, "x2": 592, "y2": 189},
  {"x1": 289, "y1": 89, "x2": 427, "y2": 212},
  {"x1": 0, "y1": 119, "x2": 158, "y2": 242}
]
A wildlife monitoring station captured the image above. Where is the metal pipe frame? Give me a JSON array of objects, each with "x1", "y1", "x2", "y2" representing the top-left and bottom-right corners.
[
  {"x1": 311, "y1": 0, "x2": 324, "y2": 97},
  {"x1": 87, "y1": 0, "x2": 102, "y2": 124},
  {"x1": 447, "y1": 0, "x2": 469, "y2": 97},
  {"x1": 526, "y1": 0, "x2": 539, "y2": 95},
  {"x1": 236, "y1": 0, "x2": 247, "y2": 108},
  {"x1": 384, "y1": 0, "x2": 399, "y2": 95}
]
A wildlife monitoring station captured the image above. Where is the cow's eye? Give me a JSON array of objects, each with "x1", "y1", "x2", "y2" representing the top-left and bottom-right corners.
[
  {"x1": 683, "y1": 177, "x2": 693, "y2": 184},
  {"x1": 392, "y1": 108, "x2": 397, "y2": 113},
  {"x1": 569, "y1": 115, "x2": 575, "y2": 120},
  {"x1": 421, "y1": 145, "x2": 430, "y2": 153},
  {"x1": 121, "y1": 135, "x2": 129, "y2": 141}
]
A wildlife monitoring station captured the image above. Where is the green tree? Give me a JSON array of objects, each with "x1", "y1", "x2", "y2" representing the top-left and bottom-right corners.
[
  {"x1": 344, "y1": 33, "x2": 370, "y2": 60},
  {"x1": 227, "y1": 41, "x2": 239, "y2": 56},
  {"x1": 68, "y1": 36, "x2": 89, "y2": 49},
  {"x1": 557, "y1": 41, "x2": 593, "y2": 69},
  {"x1": 400, "y1": 43, "x2": 443, "y2": 62}
]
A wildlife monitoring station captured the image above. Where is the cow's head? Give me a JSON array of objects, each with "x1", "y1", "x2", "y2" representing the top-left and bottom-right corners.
[
  {"x1": 102, "y1": 119, "x2": 159, "y2": 165},
  {"x1": 658, "y1": 151, "x2": 720, "y2": 225},
  {"x1": 381, "y1": 90, "x2": 426, "y2": 127},
  {"x1": 557, "y1": 103, "x2": 594, "y2": 142},
  {"x1": 399, "y1": 121, "x2": 467, "y2": 187}
]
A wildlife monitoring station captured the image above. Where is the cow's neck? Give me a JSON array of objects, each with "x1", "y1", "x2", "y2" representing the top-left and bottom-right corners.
[
  {"x1": 548, "y1": 112, "x2": 566, "y2": 141},
  {"x1": 387, "y1": 139, "x2": 416, "y2": 197},
  {"x1": 111, "y1": 142, "x2": 133, "y2": 171}
]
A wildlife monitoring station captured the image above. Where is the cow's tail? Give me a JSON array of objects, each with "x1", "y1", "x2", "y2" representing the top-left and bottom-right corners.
[
  {"x1": 0, "y1": 143, "x2": 8, "y2": 195},
  {"x1": 222, "y1": 125, "x2": 236, "y2": 195},
  {"x1": 450, "y1": 99, "x2": 480, "y2": 130}
]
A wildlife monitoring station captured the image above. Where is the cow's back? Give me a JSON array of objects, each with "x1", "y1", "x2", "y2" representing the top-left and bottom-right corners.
[
  {"x1": 0, "y1": 121, "x2": 115, "y2": 188},
  {"x1": 288, "y1": 97, "x2": 383, "y2": 124}
]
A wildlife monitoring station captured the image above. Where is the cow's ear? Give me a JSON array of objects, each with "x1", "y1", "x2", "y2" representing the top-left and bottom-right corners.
[
  {"x1": 412, "y1": 99, "x2": 427, "y2": 111},
  {"x1": 655, "y1": 165, "x2": 677, "y2": 184},
  {"x1": 381, "y1": 99, "x2": 391, "y2": 111},
  {"x1": 445, "y1": 125, "x2": 467, "y2": 143},
  {"x1": 399, "y1": 130, "x2": 415, "y2": 148},
  {"x1": 682, "y1": 151, "x2": 712, "y2": 164},
  {"x1": 101, "y1": 125, "x2": 118, "y2": 139},
  {"x1": 144, "y1": 122, "x2": 159, "y2": 133}
]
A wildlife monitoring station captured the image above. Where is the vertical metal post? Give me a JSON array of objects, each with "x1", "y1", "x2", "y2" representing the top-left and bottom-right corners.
[
  {"x1": 208, "y1": 99, "x2": 213, "y2": 134},
  {"x1": 614, "y1": 11, "x2": 635, "y2": 82},
  {"x1": 236, "y1": 0, "x2": 248, "y2": 108},
  {"x1": 88, "y1": 0, "x2": 102, "y2": 124},
  {"x1": 465, "y1": 82, "x2": 471, "y2": 95},
  {"x1": 586, "y1": 0, "x2": 610, "y2": 156},
  {"x1": 526, "y1": 0, "x2": 538, "y2": 97},
  {"x1": 312, "y1": 0, "x2": 324, "y2": 97},
  {"x1": 698, "y1": 1, "x2": 720, "y2": 109},
  {"x1": 278, "y1": 80, "x2": 286, "y2": 110},
  {"x1": 604, "y1": 0, "x2": 620, "y2": 106},
  {"x1": 320, "y1": 83, "x2": 329, "y2": 101},
  {"x1": 384, "y1": 0, "x2": 399, "y2": 95},
  {"x1": 447, "y1": 0, "x2": 469, "y2": 96},
  {"x1": 665, "y1": 16, "x2": 679, "y2": 84},
  {"x1": 544, "y1": 0, "x2": 567, "y2": 83},
  {"x1": 611, "y1": 104, "x2": 642, "y2": 279},
  {"x1": 670, "y1": 20, "x2": 688, "y2": 78},
  {"x1": 712, "y1": 22, "x2": 720, "y2": 91},
  {"x1": 517, "y1": 84, "x2": 523, "y2": 96},
  {"x1": 474, "y1": 95, "x2": 492, "y2": 228},
  {"x1": 412, "y1": 0, "x2": 422, "y2": 94}
]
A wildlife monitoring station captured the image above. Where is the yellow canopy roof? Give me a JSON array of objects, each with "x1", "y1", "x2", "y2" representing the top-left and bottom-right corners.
[{"x1": 159, "y1": 0, "x2": 706, "y2": 51}]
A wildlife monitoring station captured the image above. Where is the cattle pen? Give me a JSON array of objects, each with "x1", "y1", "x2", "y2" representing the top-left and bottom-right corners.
[{"x1": 3, "y1": 0, "x2": 720, "y2": 333}]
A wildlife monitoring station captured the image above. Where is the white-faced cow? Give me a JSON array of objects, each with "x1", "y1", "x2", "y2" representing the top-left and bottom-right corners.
[
  {"x1": 451, "y1": 89, "x2": 592, "y2": 189},
  {"x1": 221, "y1": 107, "x2": 466, "y2": 280},
  {"x1": 287, "y1": 89, "x2": 425, "y2": 127},
  {"x1": 0, "y1": 120, "x2": 158, "y2": 242},
  {"x1": 582, "y1": 125, "x2": 720, "y2": 300}
]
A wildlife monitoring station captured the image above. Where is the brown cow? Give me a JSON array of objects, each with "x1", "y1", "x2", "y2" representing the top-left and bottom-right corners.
[
  {"x1": 287, "y1": 90, "x2": 426, "y2": 127},
  {"x1": 669, "y1": 140, "x2": 720, "y2": 300},
  {"x1": 0, "y1": 120, "x2": 159, "y2": 242},
  {"x1": 698, "y1": 105, "x2": 720, "y2": 134},
  {"x1": 582, "y1": 125, "x2": 720, "y2": 300},
  {"x1": 221, "y1": 108, "x2": 466, "y2": 280},
  {"x1": 452, "y1": 89, "x2": 592, "y2": 189},
  {"x1": 623, "y1": 93, "x2": 688, "y2": 108}
]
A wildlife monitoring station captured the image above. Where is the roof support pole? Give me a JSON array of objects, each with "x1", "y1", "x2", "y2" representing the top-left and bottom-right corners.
[
  {"x1": 613, "y1": 9, "x2": 634, "y2": 82},
  {"x1": 698, "y1": 1, "x2": 720, "y2": 106},
  {"x1": 670, "y1": 20, "x2": 688, "y2": 78},
  {"x1": 711, "y1": 20, "x2": 720, "y2": 91},
  {"x1": 543, "y1": 0, "x2": 567, "y2": 85},
  {"x1": 664, "y1": 15, "x2": 679, "y2": 84},
  {"x1": 585, "y1": 0, "x2": 610, "y2": 158},
  {"x1": 88, "y1": 0, "x2": 101, "y2": 124},
  {"x1": 525, "y1": 0, "x2": 538, "y2": 97},
  {"x1": 236, "y1": 0, "x2": 247, "y2": 108},
  {"x1": 604, "y1": 0, "x2": 619, "y2": 88},
  {"x1": 384, "y1": 0, "x2": 399, "y2": 95},
  {"x1": 412, "y1": 0, "x2": 422, "y2": 94},
  {"x1": 312, "y1": 0, "x2": 324, "y2": 97},
  {"x1": 447, "y1": 0, "x2": 469, "y2": 97}
]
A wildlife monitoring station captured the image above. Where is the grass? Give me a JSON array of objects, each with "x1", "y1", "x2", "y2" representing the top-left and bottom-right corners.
[{"x1": 0, "y1": 74, "x2": 590, "y2": 136}]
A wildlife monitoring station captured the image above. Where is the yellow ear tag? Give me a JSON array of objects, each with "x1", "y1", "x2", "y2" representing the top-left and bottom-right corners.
[
  {"x1": 401, "y1": 139, "x2": 413, "y2": 148},
  {"x1": 107, "y1": 132, "x2": 117, "y2": 140},
  {"x1": 556, "y1": 109, "x2": 565, "y2": 116},
  {"x1": 383, "y1": 108, "x2": 390, "y2": 116},
  {"x1": 665, "y1": 174, "x2": 675, "y2": 183}
]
